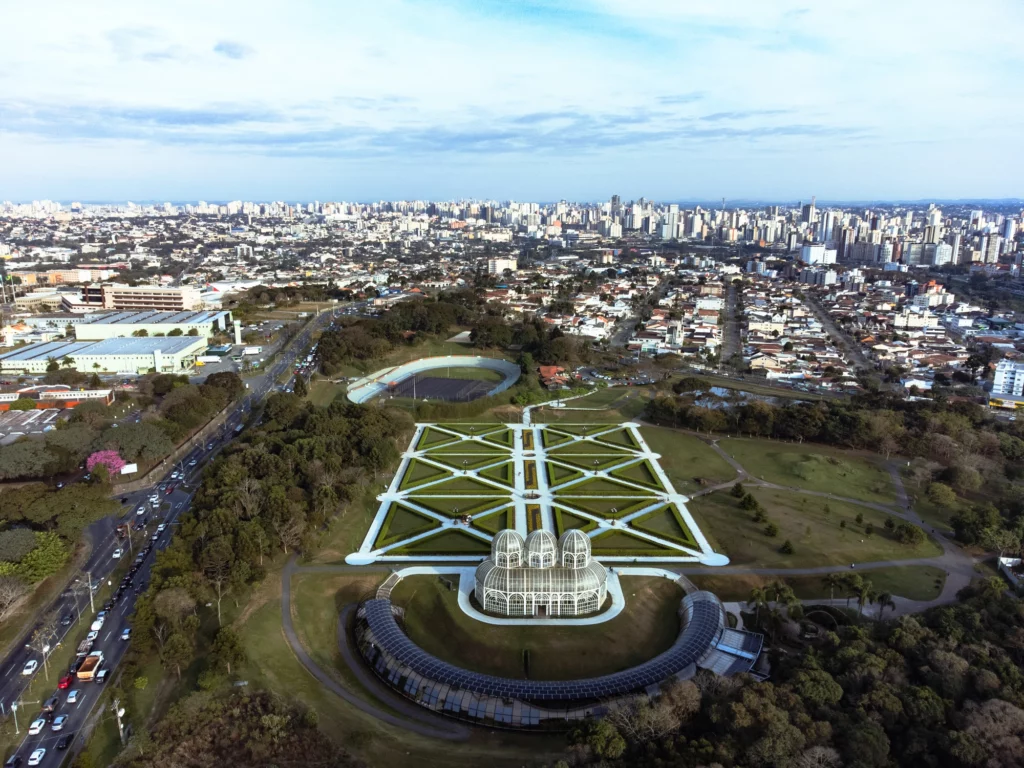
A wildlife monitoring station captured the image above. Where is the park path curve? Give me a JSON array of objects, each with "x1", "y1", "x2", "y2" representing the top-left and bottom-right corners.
[{"x1": 280, "y1": 555, "x2": 470, "y2": 741}]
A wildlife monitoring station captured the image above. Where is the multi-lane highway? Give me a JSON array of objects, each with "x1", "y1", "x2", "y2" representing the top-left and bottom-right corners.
[{"x1": 0, "y1": 309, "x2": 332, "y2": 767}]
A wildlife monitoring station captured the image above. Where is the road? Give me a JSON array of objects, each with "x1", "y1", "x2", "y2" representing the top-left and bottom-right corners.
[
  {"x1": 804, "y1": 294, "x2": 873, "y2": 372},
  {"x1": 0, "y1": 309, "x2": 333, "y2": 767},
  {"x1": 719, "y1": 280, "x2": 742, "y2": 369}
]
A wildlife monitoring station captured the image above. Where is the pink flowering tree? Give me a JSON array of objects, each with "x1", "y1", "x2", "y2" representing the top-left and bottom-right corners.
[{"x1": 86, "y1": 450, "x2": 126, "y2": 475}]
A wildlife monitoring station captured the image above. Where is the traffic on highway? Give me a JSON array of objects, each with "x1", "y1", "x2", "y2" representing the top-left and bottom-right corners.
[{"x1": 0, "y1": 309, "x2": 333, "y2": 767}]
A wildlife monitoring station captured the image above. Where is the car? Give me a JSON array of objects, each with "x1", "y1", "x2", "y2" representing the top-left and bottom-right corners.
[
  {"x1": 4, "y1": 754, "x2": 22, "y2": 767},
  {"x1": 165, "y1": 485, "x2": 174, "y2": 494},
  {"x1": 96, "y1": 669, "x2": 109, "y2": 684},
  {"x1": 22, "y1": 659, "x2": 38, "y2": 676},
  {"x1": 188, "y1": 459, "x2": 197, "y2": 466},
  {"x1": 86, "y1": 630, "x2": 99, "y2": 643},
  {"x1": 170, "y1": 471, "x2": 180, "y2": 480},
  {"x1": 60, "y1": 613, "x2": 73, "y2": 627},
  {"x1": 58, "y1": 674, "x2": 73, "y2": 690},
  {"x1": 136, "y1": 507, "x2": 145, "y2": 516},
  {"x1": 151, "y1": 533, "x2": 159, "y2": 542},
  {"x1": 42, "y1": 696, "x2": 59, "y2": 712},
  {"x1": 51, "y1": 715, "x2": 68, "y2": 731},
  {"x1": 207, "y1": 443, "x2": 214, "y2": 450},
  {"x1": 158, "y1": 484, "x2": 167, "y2": 491},
  {"x1": 156, "y1": 524, "x2": 166, "y2": 532},
  {"x1": 56, "y1": 733, "x2": 73, "y2": 750},
  {"x1": 27, "y1": 749, "x2": 44, "y2": 767},
  {"x1": 90, "y1": 617, "x2": 104, "y2": 632},
  {"x1": 71, "y1": 657, "x2": 86, "y2": 674},
  {"x1": 121, "y1": 628, "x2": 131, "y2": 641},
  {"x1": 97, "y1": 610, "x2": 107, "y2": 619},
  {"x1": 112, "y1": 548, "x2": 123, "y2": 559},
  {"x1": 28, "y1": 718, "x2": 45, "y2": 735},
  {"x1": 66, "y1": 689, "x2": 79, "y2": 705}
]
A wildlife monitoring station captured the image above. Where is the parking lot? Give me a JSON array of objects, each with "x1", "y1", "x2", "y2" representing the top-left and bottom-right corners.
[{"x1": 0, "y1": 408, "x2": 67, "y2": 443}]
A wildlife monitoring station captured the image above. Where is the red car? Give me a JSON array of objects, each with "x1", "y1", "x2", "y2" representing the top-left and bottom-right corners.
[
  {"x1": 58, "y1": 674, "x2": 73, "y2": 690},
  {"x1": 165, "y1": 484, "x2": 175, "y2": 494}
]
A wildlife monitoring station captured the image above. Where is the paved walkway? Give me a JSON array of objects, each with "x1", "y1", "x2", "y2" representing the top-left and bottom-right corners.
[
  {"x1": 279, "y1": 556, "x2": 470, "y2": 741},
  {"x1": 636, "y1": 425, "x2": 979, "y2": 615}
]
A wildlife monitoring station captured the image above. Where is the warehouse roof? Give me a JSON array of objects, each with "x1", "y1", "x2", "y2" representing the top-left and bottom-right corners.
[
  {"x1": 76, "y1": 310, "x2": 231, "y2": 325},
  {"x1": 0, "y1": 337, "x2": 205, "y2": 362}
]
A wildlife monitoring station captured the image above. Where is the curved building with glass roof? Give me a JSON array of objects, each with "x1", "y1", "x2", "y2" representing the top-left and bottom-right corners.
[
  {"x1": 354, "y1": 588, "x2": 764, "y2": 728},
  {"x1": 473, "y1": 529, "x2": 608, "y2": 617}
]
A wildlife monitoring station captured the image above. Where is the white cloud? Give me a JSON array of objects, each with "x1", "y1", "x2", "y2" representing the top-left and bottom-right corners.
[{"x1": 0, "y1": 0, "x2": 1021, "y2": 199}]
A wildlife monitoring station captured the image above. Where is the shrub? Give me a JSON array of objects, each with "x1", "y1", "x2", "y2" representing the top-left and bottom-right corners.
[
  {"x1": 865, "y1": 523, "x2": 874, "y2": 536},
  {"x1": 134, "y1": 676, "x2": 149, "y2": 690},
  {"x1": 780, "y1": 539, "x2": 794, "y2": 554},
  {"x1": 855, "y1": 512, "x2": 864, "y2": 525},
  {"x1": 730, "y1": 482, "x2": 745, "y2": 498},
  {"x1": 764, "y1": 522, "x2": 780, "y2": 537},
  {"x1": 840, "y1": 520, "x2": 847, "y2": 529},
  {"x1": 895, "y1": 522, "x2": 925, "y2": 546},
  {"x1": 740, "y1": 493, "x2": 758, "y2": 511},
  {"x1": 8, "y1": 398, "x2": 36, "y2": 412},
  {"x1": 0, "y1": 528, "x2": 38, "y2": 563}
]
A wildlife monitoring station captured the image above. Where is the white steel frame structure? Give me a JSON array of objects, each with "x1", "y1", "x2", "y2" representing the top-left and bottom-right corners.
[{"x1": 473, "y1": 529, "x2": 608, "y2": 617}]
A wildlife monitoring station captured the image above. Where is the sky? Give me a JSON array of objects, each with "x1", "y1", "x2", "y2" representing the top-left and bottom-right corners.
[{"x1": 1, "y1": 0, "x2": 1022, "y2": 203}]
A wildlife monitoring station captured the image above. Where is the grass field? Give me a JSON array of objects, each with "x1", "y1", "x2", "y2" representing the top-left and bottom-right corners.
[
  {"x1": 688, "y1": 487, "x2": 941, "y2": 568},
  {"x1": 719, "y1": 438, "x2": 896, "y2": 504},
  {"x1": 308, "y1": 379, "x2": 346, "y2": 407},
  {"x1": 690, "y1": 565, "x2": 947, "y2": 603},
  {"x1": 639, "y1": 426, "x2": 737, "y2": 494},
  {"x1": 238, "y1": 577, "x2": 558, "y2": 768},
  {"x1": 389, "y1": 575, "x2": 682, "y2": 680}
]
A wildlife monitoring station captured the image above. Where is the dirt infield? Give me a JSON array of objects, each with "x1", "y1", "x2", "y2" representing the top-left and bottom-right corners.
[{"x1": 390, "y1": 375, "x2": 495, "y2": 402}]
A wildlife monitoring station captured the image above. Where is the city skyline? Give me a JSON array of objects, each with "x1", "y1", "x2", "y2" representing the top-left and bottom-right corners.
[{"x1": 1, "y1": 0, "x2": 1022, "y2": 201}]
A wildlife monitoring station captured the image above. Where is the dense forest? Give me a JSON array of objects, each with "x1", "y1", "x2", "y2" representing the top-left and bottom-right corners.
[
  {"x1": 647, "y1": 386, "x2": 1024, "y2": 552},
  {"x1": 0, "y1": 372, "x2": 244, "y2": 481},
  {"x1": 111, "y1": 690, "x2": 361, "y2": 768},
  {"x1": 114, "y1": 394, "x2": 411, "y2": 741},
  {"x1": 560, "y1": 579, "x2": 1024, "y2": 768}
]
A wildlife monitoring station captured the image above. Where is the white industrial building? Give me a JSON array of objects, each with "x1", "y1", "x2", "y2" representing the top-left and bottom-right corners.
[
  {"x1": 0, "y1": 337, "x2": 207, "y2": 374},
  {"x1": 21, "y1": 310, "x2": 234, "y2": 340}
]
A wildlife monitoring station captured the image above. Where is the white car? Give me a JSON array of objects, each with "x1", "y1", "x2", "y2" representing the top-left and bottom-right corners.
[
  {"x1": 28, "y1": 718, "x2": 45, "y2": 735},
  {"x1": 86, "y1": 630, "x2": 99, "y2": 642},
  {"x1": 170, "y1": 471, "x2": 180, "y2": 480},
  {"x1": 149, "y1": 495, "x2": 159, "y2": 504},
  {"x1": 136, "y1": 506, "x2": 145, "y2": 516},
  {"x1": 52, "y1": 714, "x2": 68, "y2": 731},
  {"x1": 189, "y1": 459, "x2": 197, "y2": 466},
  {"x1": 112, "y1": 547, "x2": 123, "y2": 559},
  {"x1": 28, "y1": 748, "x2": 46, "y2": 766},
  {"x1": 121, "y1": 628, "x2": 131, "y2": 641},
  {"x1": 22, "y1": 659, "x2": 38, "y2": 676},
  {"x1": 90, "y1": 616, "x2": 104, "y2": 632},
  {"x1": 67, "y1": 689, "x2": 80, "y2": 704},
  {"x1": 156, "y1": 523, "x2": 166, "y2": 532}
]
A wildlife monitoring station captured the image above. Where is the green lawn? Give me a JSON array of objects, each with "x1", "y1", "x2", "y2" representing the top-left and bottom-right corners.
[
  {"x1": 639, "y1": 426, "x2": 737, "y2": 495},
  {"x1": 390, "y1": 575, "x2": 682, "y2": 679},
  {"x1": 720, "y1": 438, "x2": 896, "y2": 504},
  {"x1": 308, "y1": 379, "x2": 346, "y2": 407},
  {"x1": 688, "y1": 487, "x2": 941, "y2": 568},
  {"x1": 238, "y1": 582, "x2": 555, "y2": 768},
  {"x1": 690, "y1": 565, "x2": 947, "y2": 603}
]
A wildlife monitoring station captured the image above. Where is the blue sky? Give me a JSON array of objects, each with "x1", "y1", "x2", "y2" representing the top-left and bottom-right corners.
[{"x1": 1, "y1": 0, "x2": 1022, "y2": 202}]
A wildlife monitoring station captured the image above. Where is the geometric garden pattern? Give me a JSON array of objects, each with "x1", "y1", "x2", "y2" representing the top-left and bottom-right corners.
[{"x1": 349, "y1": 422, "x2": 727, "y2": 565}]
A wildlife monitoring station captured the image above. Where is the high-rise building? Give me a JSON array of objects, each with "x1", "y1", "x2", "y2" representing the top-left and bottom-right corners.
[
  {"x1": 801, "y1": 196, "x2": 817, "y2": 224},
  {"x1": 984, "y1": 235, "x2": 1003, "y2": 263},
  {"x1": 993, "y1": 359, "x2": 1024, "y2": 400}
]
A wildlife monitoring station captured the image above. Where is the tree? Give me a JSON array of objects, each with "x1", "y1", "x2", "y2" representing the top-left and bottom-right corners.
[
  {"x1": 167, "y1": 328, "x2": 184, "y2": 336},
  {"x1": 293, "y1": 375, "x2": 308, "y2": 398},
  {"x1": 187, "y1": 328, "x2": 199, "y2": 336},
  {"x1": 747, "y1": 586, "x2": 769, "y2": 624},
  {"x1": 29, "y1": 614, "x2": 59, "y2": 680},
  {"x1": 8, "y1": 398, "x2": 36, "y2": 411},
  {"x1": 780, "y1": 539, "x2": 794, "y2": 554},
  {"x1": 855, "y1": 581, "x2": 877, "y2": 618},
  {"x1": 132, "y1": 329, "x2": 149, "y2": 337},
  {"x1": 877, "y1": 591, "x2": 896, "y2": 620},
  {"x1": 0, "y1": 575, "x2": 28, "y2": 622},
  {"x1": 202, "y1": 536, "x2": 234, "y2": 626},
  {"x1": 730, "y1": 482, "x2": 745, "y2": 498},
  {"x1": 764, "y1": 521, "x2": 780, "y2": 537},
  {"x1": 823, "y1": 573, "x2": 843, "y2": 603},
  {"x1": 980, "y1": 527, "x2": 1020, "y2": 557},
  {"x1": 162, "y1": 632, "x2": 193, "y2": 679},
  {"x1": 927, "y1": 482, "x2": 958, "y2": 508},
  {"x1": 211, "y1": 627, "x2": 246, "y2": 675}
]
